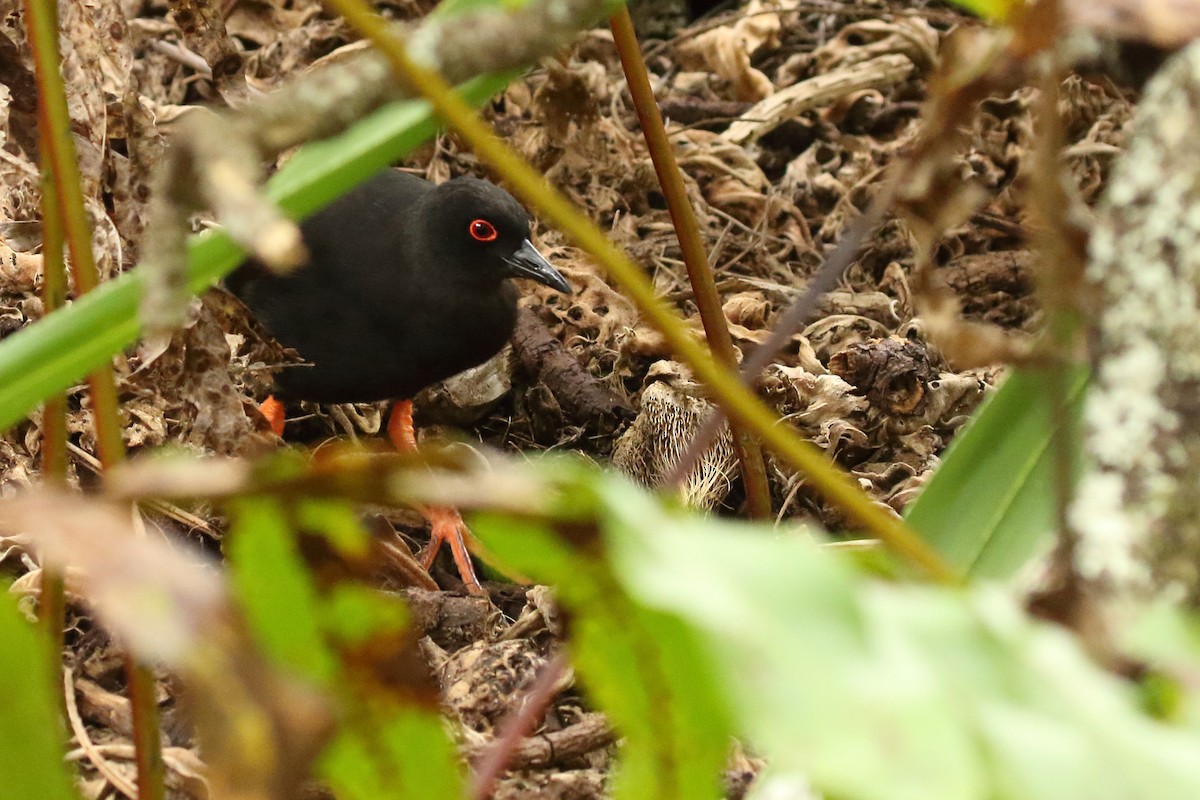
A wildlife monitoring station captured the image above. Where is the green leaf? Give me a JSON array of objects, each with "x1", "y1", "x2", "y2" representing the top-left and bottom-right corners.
[
  {"x1": 906, "y1": 365, "x2": 1088, "y2": 578},
  {"x1": 224, "y1": 489, "x2": 460, "y2": 799},
  {"x1": 0, "y1": 590, "x2": 80, "y2": 800},
  {"x1": 942, "y1": 0, "x2": 1023, "y2": 23},
  {"x1": 601, "y1": 497, "x2": 983, "y2": 800},
  {"x1": 473, "y1": 470, "x2": 733, "y2": 800},
  {"x1": 296, "y1": 500, "x2": 372, "y2": 559},
  {"x1": 473, "y1": 462, "x2": 1200, "y2": 800},
  {"x1": 320, "y1": 708, "x2": 463, "y2": 800},
  {"x1": 322, "y1": 584, "x2": 409, "y2": 649},
  {"x1": 0, "y1": 73, "x2": 512, "y2": 435},
  {"x1": 226, "y1": 497, "x2": 338, "y2": 685},
  {"x1": 588, "y1": 469, "x2": 1200, "y2": 800}
]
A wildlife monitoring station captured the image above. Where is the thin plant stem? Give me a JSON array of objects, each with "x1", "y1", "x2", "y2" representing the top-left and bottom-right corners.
[
  {"x1": 609, "y1": 7, "x2": 772, "y2": 519},
  {"x1": 23, "y1": 0, "x2": 163, "y2": 796},
  {"x1": 323, "y1": 0, "x2": 957, "y2": 583},
  {"x1": 663, "y1": 190, "x2": 892, "y2": 489},
  {"x1": 37, "y1": 123, "x2": 68, "y2": 681},
  {"x1": 23, "y1": 0, "x2": 125, "y2": 467},
  {"x1": 1030, "y1": 65, "x2": 1084, "y2": 569}
]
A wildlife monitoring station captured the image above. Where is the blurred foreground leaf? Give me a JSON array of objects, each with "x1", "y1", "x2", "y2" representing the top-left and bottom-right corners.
[
  {"x1": 227, "y1": 498, "x2": 340, "y2": 686},
  {"x1": 0, "y1": 484, "x2": 462, "y2": 798},
  {"x1": 0, "y1": 590, "x2": 79, "y2": 800},
  {"x1": 321, "y1": 710, "x2": 463, "y2": 800},
  {"x1": 477, "y1": 461, "x2": 1200, "y2": 800},
  {"x1": 226, "y1": 493, "x2": 463, "y2": 798},
  {"x1": 475, "y1": 468, "x2": 732, "y2": 800}
]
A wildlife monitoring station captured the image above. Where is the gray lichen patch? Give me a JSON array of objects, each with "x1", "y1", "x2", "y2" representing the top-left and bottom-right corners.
[{"x1": 1072, "y1": 38, "x2": 1200, "y2": 601}]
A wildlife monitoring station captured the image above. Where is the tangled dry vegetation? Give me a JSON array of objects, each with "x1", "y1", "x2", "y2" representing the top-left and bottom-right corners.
[{"x1": 0, "y1": 0, "x2": 1138, "y2": 796}]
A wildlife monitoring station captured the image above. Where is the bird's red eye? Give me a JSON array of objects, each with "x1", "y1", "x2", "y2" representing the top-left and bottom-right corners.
[{"x1": 469, "y1": 219, "x2": 498, "y2": 242}]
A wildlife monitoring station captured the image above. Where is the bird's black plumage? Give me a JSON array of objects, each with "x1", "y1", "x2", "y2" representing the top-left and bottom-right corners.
[{"x1": 227, "y1": 171, "x2": 570, "y2": 403}]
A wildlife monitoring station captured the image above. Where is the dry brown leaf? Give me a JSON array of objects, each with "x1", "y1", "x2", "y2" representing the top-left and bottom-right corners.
[
  {"x1": 0, "y1": 489, "x2": 225, "y2": 661},
  {"x1": 675, "y1": 0, "x2": 787, "y2": 101},
  {"x1": 0, "y1": 234, "x2": 42, "y2": 293}
]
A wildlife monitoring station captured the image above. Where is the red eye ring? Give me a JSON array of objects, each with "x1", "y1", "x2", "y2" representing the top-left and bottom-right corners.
[{"x1": 469, "y1": 218, "x2": 498, "y2": 242}]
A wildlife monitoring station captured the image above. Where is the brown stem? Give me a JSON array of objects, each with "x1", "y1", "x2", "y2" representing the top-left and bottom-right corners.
[
  {"x1": 37, "y1": 122, "x2": 68, "y2": 696},
  {"x1": 662, "y1": 190, "x2": 893, "y2": 491},
  {"x1": 23, "y1": 0, "x2": 158, "y2": 796},
  {"x1": 609, "y1": 7, "x2": 773, "y2": 519},
  {"x1": 126, "y1": 659, "x2": 165, "y2": 798},
  {"x1": 23, "y1": 0, "x2": 126, "y2": 468},
  {"x1": 1029, "y1": 63, "x2": 1084, "y2": 570}
]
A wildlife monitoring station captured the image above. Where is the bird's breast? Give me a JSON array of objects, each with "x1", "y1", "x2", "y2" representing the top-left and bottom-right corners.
[{"x1": 362, "y1": 282, "x2": 518, "y2": 394}]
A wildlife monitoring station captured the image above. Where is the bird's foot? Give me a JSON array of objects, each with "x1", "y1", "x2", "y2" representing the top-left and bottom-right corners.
[
  {"x1": 389, "y1": 401, "x2": 486, "y2": 596},
  {"x1": 387, "y1": 399, "x2": 419, "y2": 451},
  {"x1": 259, "y1": 395, "x2": 286, "y2": 437},
  {"x1": 418, "y1": 506, "x2": 486, "y2": 596}
]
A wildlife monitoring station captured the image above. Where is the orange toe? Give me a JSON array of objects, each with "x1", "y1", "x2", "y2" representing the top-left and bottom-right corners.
[
  {"x1": 259, "y1": 395, "x2": 286, "y2": 437},
  {"x1": 388, "y1": 399, "x2": 419, "y2": 452},
  {"x1": 420, "y1": 506, "x2": 485, "y2": 596},
  {"x1": 388, "y1": 400, "x2": 485, "y2": 595}
]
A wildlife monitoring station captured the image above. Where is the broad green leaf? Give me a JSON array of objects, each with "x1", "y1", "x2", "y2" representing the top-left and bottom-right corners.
[
  {"x1": 600, "y1": 484, "x2": 985, "y2": 800},
  {"x1": 474, "y1": 471, "x2": 732, "y2": 800},
  {"x1": 906, "y1": 365, "x2": 1088, "y2": 578},
  {"x1": 0, "y1": 73, "x2": 511, "y2": 434},
  {"x1": 581, "y1": 468, "x2": 1200, "y2": 800},
  {"x1": 0, "y1": 590, "x2": 80, "y2": 800},
  {"x1": 473, "y1": 461, "x2": 1200, "y2": 800},
  {"x1": 226, "y1": 498, "x2": 338, "y2": 685},
  {"x1": 320, "y1": 708, "x2": 462, "y2": 800}
]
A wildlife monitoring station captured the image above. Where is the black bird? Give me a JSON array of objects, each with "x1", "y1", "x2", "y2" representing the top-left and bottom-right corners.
[
  {"x1": 227, "y1": 169, "x2": 571, "y2": 594},
  {"x1": 228, "y1": 170, "x2": 570, "y2": 403}
]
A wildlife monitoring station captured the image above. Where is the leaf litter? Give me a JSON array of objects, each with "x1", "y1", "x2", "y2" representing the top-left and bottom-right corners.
[{"x1": 0, "y1": 0, "x2": 1142, "y2": 797}]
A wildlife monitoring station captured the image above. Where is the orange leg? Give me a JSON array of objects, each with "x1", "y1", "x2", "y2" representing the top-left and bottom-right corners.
[
  {"x1": 388, "y1": 400, "x2": 486, "y2": 596},
  {"x1": 259, "y1": 395, "x2": 286, "y2": 437}
]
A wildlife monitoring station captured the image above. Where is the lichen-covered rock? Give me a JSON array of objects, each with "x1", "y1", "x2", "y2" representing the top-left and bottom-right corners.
[{"x1": 1072, "y1": 38, "x2": 1200, "y2": 602}]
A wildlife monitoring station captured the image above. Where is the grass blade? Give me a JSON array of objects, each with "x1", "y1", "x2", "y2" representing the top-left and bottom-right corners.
[{"x1": 905, "y1": 365, "x2": 1088, "y2": 578}]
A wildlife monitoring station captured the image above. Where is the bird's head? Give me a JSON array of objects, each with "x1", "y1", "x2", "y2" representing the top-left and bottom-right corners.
[{"x1": 424, "y1": 177, "x2": 571, "y2": 294}]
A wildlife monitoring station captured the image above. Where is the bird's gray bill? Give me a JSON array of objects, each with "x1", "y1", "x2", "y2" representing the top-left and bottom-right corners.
[{"x1": 504, "y1": 239, "x2": 571, "y2": 294}]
